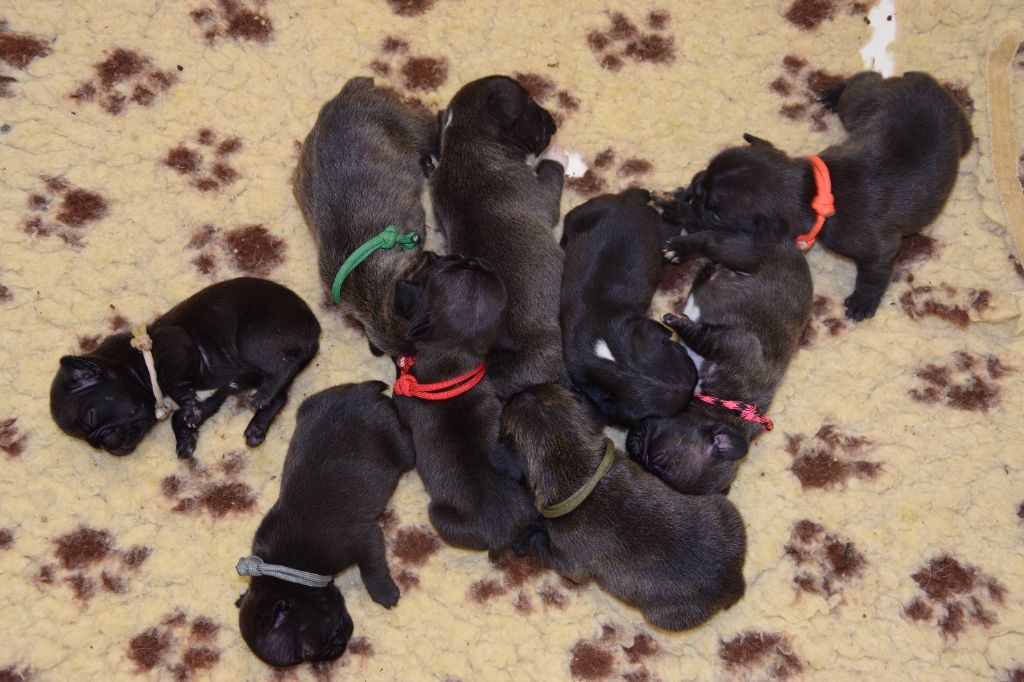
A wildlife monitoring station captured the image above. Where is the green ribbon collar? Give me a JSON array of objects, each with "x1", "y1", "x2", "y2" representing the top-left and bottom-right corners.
[
  {"x1": 536, "y1": 438, "x2": 615, "y2": 519},
  {"x1": 331, "y1": 225, "x2": 421, "y2": 304}
]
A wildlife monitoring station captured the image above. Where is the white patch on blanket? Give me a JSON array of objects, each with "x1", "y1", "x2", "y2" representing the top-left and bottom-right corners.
[{"x1": 860, "y1": 0, "x2": 897, "y2": 77}]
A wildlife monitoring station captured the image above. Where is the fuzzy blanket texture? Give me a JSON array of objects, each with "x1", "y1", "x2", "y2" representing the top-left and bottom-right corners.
[{"x1": 1, "y1": 1, "x2": 1023, "y2": 680}]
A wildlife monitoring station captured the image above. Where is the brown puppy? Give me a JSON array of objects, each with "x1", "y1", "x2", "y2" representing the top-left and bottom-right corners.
[
  {"x1": 393, "y1": 255, "x2": 537, "y2": 554},
  {"x1": 295, "y1": 76, "x2": 441, "y2": 356},
  {"x1": 430, "y1": 75, "x2": 568, "y2": 398},
  {"x1": 665, "y1": 71, "x2": 972, "y2": 320},
  {"x1": 495, "y1": 384, "x2": 746, "y2": 631},
  {"x1": 236, "y1": 381, "x2": 414, "y2": 668}
]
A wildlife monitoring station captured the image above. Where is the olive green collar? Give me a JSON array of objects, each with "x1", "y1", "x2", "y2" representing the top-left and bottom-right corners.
[{"x1": 535, "y1": 438, "x2": 615, "y2": 519}]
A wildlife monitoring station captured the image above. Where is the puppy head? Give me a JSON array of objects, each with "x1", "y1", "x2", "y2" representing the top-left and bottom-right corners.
[
  {"x1": 394, "y1": 254, "x2": 508, "y2": 356},
  {"x1": 50, "y1": 355, "x2": 157, "y2": 456},
  {"x1": 626, "y1": 414, "x2": 747, "y2": 495},
  {"x1": 685, "y1": 137, "x2": 799, "y2": 239},
  {"x1": 237, "y1": 578, "x2": 352, "y2": 668},
  {"x1": 499, "y1": 383, "x2": 599, "y2": 494},
  {"x1": 442, "y1": 75, "x2": 556, "y2": 155}
]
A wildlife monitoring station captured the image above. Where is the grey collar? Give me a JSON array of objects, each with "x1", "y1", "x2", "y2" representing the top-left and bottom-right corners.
[{"x1": 235, "y1": 555, "x2": 334, "y2": 589}]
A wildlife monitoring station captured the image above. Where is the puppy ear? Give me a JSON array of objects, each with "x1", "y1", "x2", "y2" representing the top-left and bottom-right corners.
[
  {"x1": 706, "y1": 424, "x2": 749, "y2": 461},
  {"x1": 394, "y1": 280, "x2": 425, "y2": 320},
  {"x1": 58, "y1": 356, "x2": 103, "y2": 391},
  {"x1": 742, "y1": 133, "x2": 775, "y2": 147}
]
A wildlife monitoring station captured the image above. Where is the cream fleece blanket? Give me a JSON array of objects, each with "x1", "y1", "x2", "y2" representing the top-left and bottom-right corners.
[{"x1": 1, "y1": 1, "x2": 1023, "y2": 680}]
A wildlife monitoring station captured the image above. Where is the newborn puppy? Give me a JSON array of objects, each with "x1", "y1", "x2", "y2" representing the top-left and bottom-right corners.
[
  {"x1": 237, "y1": 381, "x2": 414, "y2": 668},
  {"x1": 560, "y1": 188, "x2": 696, "y2": 427},
  {"x1": 430, "y1": 75, "x2": 568, "y2": 398},
  {"x1": 496, "y1": 384, "x2": 746, "y2": 631},
  {"x1": 666, "y1": 71, "x2": 972, "y2": 320},
  {"x1": 295, "y1": 76, "x2": 441, "y2": 356},
  {"x1": 393, "y1": 255, "x2": 537, "y2": 554},
  {"x1": 627, "y1": 217, "x2": 812, "y2": 494},
  {"x1": 50, "y1": 277, "x2": 320, "y2": 459}
]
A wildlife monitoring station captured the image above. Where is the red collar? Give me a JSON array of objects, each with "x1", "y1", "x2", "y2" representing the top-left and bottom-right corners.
[
  {"x1": 796, "y1": 155, "x2": 835, "y2": 252},
  {"x1": 393, "y1": 356, "x2": 485, "y2": 400},
  {"x1": 693, "y1": 392, "x2": 774, "y2": 431}
]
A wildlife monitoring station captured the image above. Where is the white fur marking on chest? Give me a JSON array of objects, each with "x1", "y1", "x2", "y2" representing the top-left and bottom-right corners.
[
  {"x1": 679, "y1": 295, "x2": 706, "y2": 389},
  {"x1": 682, "y1": 296, "x2": 700, "y2": 322},
  {"x1": 196, "y1": 388, "x2": 217, "y2": 401},
  {"x1": 860, "y1": 0, "x2": 897, "y2": 77},
  {"x1": 594, "y1": 339, "x2": 616, "y2": 362}
]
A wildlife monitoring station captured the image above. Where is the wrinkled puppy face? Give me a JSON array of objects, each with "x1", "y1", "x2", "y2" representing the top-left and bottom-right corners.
[
  {"x1": 443, "y1": 75, "x2": 556, "y2": 156},
  {"x1": 685, "y1": 141, "x2": 794, "y2": 236},
  {"x1": 50, "y1": 356, "x2": 156, "y2": 456},
  {"x1": 395, "y1": 254, "x2": 508, "y2": 355},
  {"x1": 626, "y1": 414, "x2": 747, "y2": 495},
  {"x1": 237, "y1": 579, "x2": 352, "y2": 668}
]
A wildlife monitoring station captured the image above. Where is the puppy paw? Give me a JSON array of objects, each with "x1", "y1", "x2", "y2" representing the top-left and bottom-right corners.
[
  {"x1": 819, "y1": 81, "x2": 847, "y2": 113},
  {"x1": 368, "y1": 579, "x2": 401, "y2": 609},
  {"x1": 244, "y1": 422, "x2": 267, "y2": 448},
  {"x1": 653, "y1": 188, "x2": 692, "y2": 224},
  {"x1": 175, "y1": 430, "x2": 198, "y2": 459},
  {"x1": 663, "y1": 236, "x2": 696, "y2": 263},
  {"x1": 249, "y1": 390, "x2": 272, "y2": 411},
  {"x1": 182, "y1": 403, "x2": 203, "y2": 429},
  {"x1": 843, "y1": 291, "x2": 881, "y2": 321}
]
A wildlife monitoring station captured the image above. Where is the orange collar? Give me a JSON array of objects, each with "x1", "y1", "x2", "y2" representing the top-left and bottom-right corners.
[
  {"x1": 796, "y1": 155, "x2": 835, "y2": 251},
  {"x1": 393, "y1": 355, "x2": 485, "y2": 400}
]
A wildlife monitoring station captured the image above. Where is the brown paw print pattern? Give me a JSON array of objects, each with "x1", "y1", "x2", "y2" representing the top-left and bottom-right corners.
[
  {"x1": 165, "y1": 129, "x2": 243, "y2": 193},
  {"x1": 784, "y1": 519, "x2": 866, "y2": 606},
  {"x1": 69, "y1": 48, "x2": 177, "y2": 115},
  {"x1": 127, "y1": 611, "x2": 223, "y2": 678},
  {"x1": 0, "y1": 528, "x2": 13, "y2": 550},
  {"x1": 898, "y1": 279, "x2": 992, "y2": 328},
  {"x1": 369, "y1": 36, "x2": 448, "y2": 107},
  {"x1": 0, "y1": 20, "x2": 52, "y2": 98},
  {"x1": 385, "y1": 0, "x2": 439, "y2": 17},
  {"x1": 718, "y1": 630, "x2": 804, "y2": 681},
  {"x1": 77, "y1": 307, "x2": 131, "y2": 353},
  {"x1": 514, "y1": 73, "x2": 580, "y2": 127},
  {"x1": 22, "y1": 176, "x2": 109, "y2": 248},
  {"x1": 798, "y1": 295, "x2": 848, "y2": 349},
  {"x1": 769, "y1": 54, "x2": 846, "y2": 132},
  {"x1": 892, "y1": 234, "x2": 940, "y2": 283},
  {"x1": 656, "y1": 258, "x2": 703, "y2": 312},
  {"x1": 903, "y1": 554, "x2": 1007, "y2": 639},
  {"x1": 0, "y1": 664, "x2": 34, "y2": 682},
  {"x1": 467, "y1": 552, "x2": 577, "y2": 615},
  {"x1": 0, "y1": 280, "x2": 11, "y2": 303},
  {"x1": 940, "y1": 80, "x2": 974, "y2": 119},
  {"x1": 186, "y1": 222, "x2": 286, "y2": 278},
  {"x1": 783, "y1": 0, "x2": 870, "y2": 31},
  {"x1": 35, "y1": 526, "x2": 151, "y2": 603},
  {"x1": 566, "y1": 148, "x2": 654, "y2": 197},
  {"x1": 1003, "y1": 667, "x2": 1024, "y2": 682},
  {"x1": 160, "y1": 450, "x2": 257, "y2": 518},
  {"x1": 190, "y1": 0, "x2": 273, "y2": 44},
  {"x1": 567, "y1": 624, "x2": 661, "y2": 681},
  {"x1": 1, "y1": 418, "x2": 28, "y2": 458},
  {"x1": 381, "y1": 511, "x2": 441, "y2": 592},
  {"x1": 586, "y1": 10, "x2": 674, "y2": 72},
  {"x1": 908, "y1": 351, "x2": 1015, "y2": 412},
  {"x1": 784, "y1": 423, "x2": 881, "y2": 490}
]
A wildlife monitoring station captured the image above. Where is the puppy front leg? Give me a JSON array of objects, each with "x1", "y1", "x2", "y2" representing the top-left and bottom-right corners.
[
  {"x1": 536, "y1": 156, "x2": 566, "y2": 224},
  {"x1": 663, "y1": 313, "x2": 759, "y2": 363},
  {"x1": 664, "y1": 232, "x2": 764, "y2": 272},
  {"x1": 171, "y1": 410, "x2": 199, "y2": 459},
  {"x1": 358, "y1": 530, "x2": 400, "y2": 608},
  {"x1": 845, "y1": 255, "x2": 897, "y2": 321}
]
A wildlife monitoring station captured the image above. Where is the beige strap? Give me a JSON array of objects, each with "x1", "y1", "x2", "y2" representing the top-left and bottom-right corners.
[
  {"x1": 130, "y1": 325, "x2": 175, "y2": 421},
  {"x1": 986, "y1": 33, "x2": 1024, "y2": 263}
]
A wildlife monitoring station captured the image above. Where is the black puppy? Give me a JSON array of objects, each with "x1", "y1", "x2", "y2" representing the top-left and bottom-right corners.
[
  {"x1": 236, "y1": 381, "x2": 414, "y2": 668},
  {"x1": 393, "y1": 255, "x2": 537, "y2": 554},
  {"x1": 50, "y1": 277, "x2": 320, "y2": 459},
  {"x1": 560, "y1": 188, "x2": 696, "y2": 427},
  {"x1": 295, "y1": 76, "x2": 442, "y2": 356},
  {"x1": 627, "y1": 212, "x2": 813, "y2": 494},
  {"x1": 430, "y1": 75, "x2": 568, "y2": 398},
  {"x1": 666, "y1": 70, "x2": 972, "y2": 320},
  {"x1": 496, "y1": 384, "x2": 746, "y2": 631}
]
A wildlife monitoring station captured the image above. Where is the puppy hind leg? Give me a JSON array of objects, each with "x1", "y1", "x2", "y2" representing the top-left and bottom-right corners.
[
  {"x1": 250, "y1": 349, "x2": 313, "y2": 410},
  {"x1": 844, "y1": 254, "x2": 898, "y2": 321},
  {"x1": 243, "y1": 392, "x2": 287, "y2": 447},
  {"x1": 358, "y1": 530, "x2": 401, "y2": 608}
]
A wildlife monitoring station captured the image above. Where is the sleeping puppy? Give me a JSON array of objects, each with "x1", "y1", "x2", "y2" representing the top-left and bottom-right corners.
[
  {"x1": 626, "y1": 216, "x2": 812, "y2": 495},
  {"x1": 50, "y1": 277, "x2": 320, "y2": 459},
  {"x1": 664, "y1": 71, "x2": 972, "y2": 320},
  {"x1": 295, "y1": 76, "x2": 442, "y2": 356},
  {"x1": 560, "y1": 188, "x2": 697, "y2": 427},
  {"x1": 495, "y1": 384, "x2": 746, "y2": 631},
  {"x1": 393, "y1": 255, "x2": 537, "y2": 554},
  {"x1": 237, "y1": 381, "x2": 414, "y2": 668},
  {"x1": 430, "y1": 75, "x2": 568, "y2": 398}
]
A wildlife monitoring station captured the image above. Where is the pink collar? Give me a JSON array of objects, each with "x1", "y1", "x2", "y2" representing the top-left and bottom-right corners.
[
  {"x1": 693, "y1": 392, "x2": 773, "y2": 431},
  {"x1": 796, "y1": 155, "x2": 835, "y2": 252}
]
